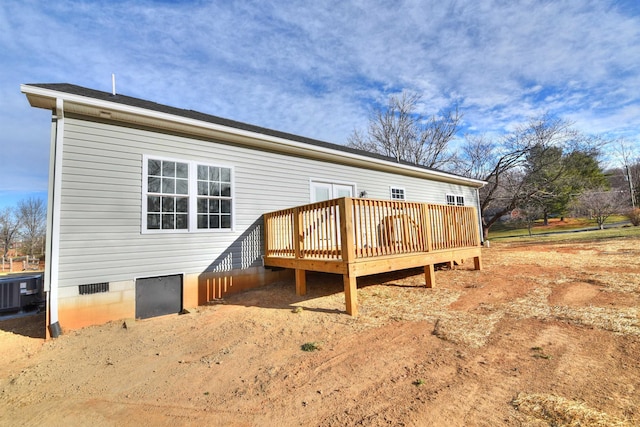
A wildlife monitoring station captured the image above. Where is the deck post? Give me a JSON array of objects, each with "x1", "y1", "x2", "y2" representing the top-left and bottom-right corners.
[
  {"x1": 424, "y1": 264, "x2": 435, "y2": 288},
  {"x1": 263, "y1": 213, "x2": 270, "y2": 257},
  {"x1": 344, "y1": 274, "x2": 358, "y2": 316},
  {"x1": 473, "y1": 256, "x2": 482, "y2": 270},
  {"x1": 339, "y1": 198, "x2": 355, "y2": 261},
  {"x1": 339, "y1": 198, "x2": 357, "y2": 315},
  {"x1": 295, "y1": 269, "x2": 306, "y2": 296}
]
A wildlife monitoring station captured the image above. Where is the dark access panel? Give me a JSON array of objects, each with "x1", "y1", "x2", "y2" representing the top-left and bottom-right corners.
[{"x1": 135, "y1": 274, "x2": 182, "y2": 319}]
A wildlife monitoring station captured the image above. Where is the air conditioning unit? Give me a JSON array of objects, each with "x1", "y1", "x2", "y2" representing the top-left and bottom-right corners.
[
  {"x1": 0, "y1": 280, "x2": 21, "y2": 312},
  {"x1": 0, "y1": 274, "x2": 44, "y2": 313}
]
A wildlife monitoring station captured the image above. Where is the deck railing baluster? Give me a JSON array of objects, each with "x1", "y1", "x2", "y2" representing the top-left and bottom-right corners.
[{"x1": 263, "y1": 198, "x2": 480, "y2": 262}]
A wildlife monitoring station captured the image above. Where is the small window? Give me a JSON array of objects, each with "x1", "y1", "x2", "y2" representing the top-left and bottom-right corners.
[
  {"x1": 446, "y1": 194, "x2": 464, "y2": 206},
  {"x1": 390, "y1": 187, "x2": 405, "y2": 201}
]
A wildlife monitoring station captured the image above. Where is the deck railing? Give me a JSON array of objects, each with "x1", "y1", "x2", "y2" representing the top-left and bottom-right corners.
[{"x1": 264, "y1": 197, "x2": 480, "y2": 261}]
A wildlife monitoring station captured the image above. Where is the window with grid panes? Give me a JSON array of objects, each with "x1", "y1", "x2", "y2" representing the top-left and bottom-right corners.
[
  {"x1": 446, "y1": 194, "x2": 465, "y2": 206},
  {"x1": 197, "y1": 165, "x2": 232, "y2": 229},
  {"x1": 143, "y1": 156, "x2": 233, "y2": 232},
  {"x1": 390, "y1": 187, "x2": 405, "y2": 200},
  {"x1": 146, "y1": 159, "x2": 189, "y2": 230}
]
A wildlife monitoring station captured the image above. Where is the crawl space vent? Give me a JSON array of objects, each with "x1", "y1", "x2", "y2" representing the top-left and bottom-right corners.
[{"x1": 79, "y1": 282, "x2": 110, "y2": 295}]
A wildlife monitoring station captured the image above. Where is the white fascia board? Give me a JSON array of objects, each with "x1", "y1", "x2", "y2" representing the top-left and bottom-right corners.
[{"x1": 21, "y1": 84, "x2": 486, "y2": 188}]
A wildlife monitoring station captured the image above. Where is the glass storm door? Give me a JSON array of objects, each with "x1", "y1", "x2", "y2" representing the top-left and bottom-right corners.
[
  {"x1": 311, "y1": 182, "x2": 354, "y2": 202},
  {"x1": 309, "y1": 181, "x2": 354, "y2": 250}
]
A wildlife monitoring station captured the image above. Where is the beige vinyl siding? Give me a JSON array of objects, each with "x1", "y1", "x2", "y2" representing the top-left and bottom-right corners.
[{"x1": 56, "y1": 117, "x2": 479, "y2": 287}]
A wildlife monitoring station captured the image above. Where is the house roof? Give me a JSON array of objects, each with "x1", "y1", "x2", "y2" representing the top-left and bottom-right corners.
[{"x1": 21, "y1": 83, "x2": 485, "y2": 188}]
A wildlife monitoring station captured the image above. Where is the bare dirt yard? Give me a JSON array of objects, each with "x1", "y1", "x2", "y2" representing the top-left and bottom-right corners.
[{"x1": 1, "y1": 236, "x2": 639, "y2": 426}]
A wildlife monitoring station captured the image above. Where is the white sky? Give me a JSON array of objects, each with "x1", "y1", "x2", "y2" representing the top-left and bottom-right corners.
[{"x1": 1, "y1": 0, "x2": 639, "y2": 208}]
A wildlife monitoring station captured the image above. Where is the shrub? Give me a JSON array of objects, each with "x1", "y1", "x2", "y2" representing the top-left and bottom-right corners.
[
  {"x1": 301, "y1": 342, "x2": 320, "y2": 352},
  {"x1": 626, "y1": 208, "x2": 640, "y2": 226}
]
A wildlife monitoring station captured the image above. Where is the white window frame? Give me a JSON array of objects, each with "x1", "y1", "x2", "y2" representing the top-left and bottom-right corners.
[
  {"x1": 446, "y1": 194, "x2": 465, "y2": 206},
  {"x1": 390, "y1": 186, "x2": 406, "y2": 201},
  {"x1": 142, "y1": 155, "x2": 234, "y2": 233}
]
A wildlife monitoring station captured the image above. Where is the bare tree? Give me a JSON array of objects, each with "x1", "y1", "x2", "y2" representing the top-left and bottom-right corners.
[
  {"x1": 574, "y1": 188, "x2": 626, "y2": 229},
  {"x1": 347, "y1": 92, "x2": 460, "y2": 169},
  {"x1": 459, "y1": 113, "x2": 580, "y2": 239},
  {"x1": 18, "y1": 197, "x2": 46, "y2": 258},
  {"x1": 614, "y1": 139, "x2": 639, "y2": 208},
  {"x1": 417, "y1": 105, "x2": 461, "y2": 169},
  {"x1": 456, "y1": 134, "x2": 498, "y2": 180},
  {"x1": 0, "y1": 207, "x2": 21, "y2": 258}
]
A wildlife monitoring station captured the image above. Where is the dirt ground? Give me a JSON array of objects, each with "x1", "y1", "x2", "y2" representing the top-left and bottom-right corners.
[{"x1": 1, "y1": 236, "x2": 639, "y2": 426}]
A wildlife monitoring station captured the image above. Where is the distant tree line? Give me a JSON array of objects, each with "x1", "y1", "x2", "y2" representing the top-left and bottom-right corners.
[
  {"x1": 0, "y1": 197, "x2": 46, "y2": 259},
  {"x1": 348, "y1": 92, "x2": 638, "y2": 238}
]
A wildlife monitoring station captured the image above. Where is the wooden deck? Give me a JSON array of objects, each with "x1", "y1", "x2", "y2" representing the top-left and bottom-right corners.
[{"x1": 263, "y1": 197, "x2": 482, "y2": 316}]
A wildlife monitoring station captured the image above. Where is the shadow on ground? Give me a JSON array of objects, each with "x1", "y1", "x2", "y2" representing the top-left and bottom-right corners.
[
  {"x1": 0, "y1": 312, "x2": 46, "y2": 339},
  {"x1": 222, "y1": 267, "x2": 444, "y2": 314}
]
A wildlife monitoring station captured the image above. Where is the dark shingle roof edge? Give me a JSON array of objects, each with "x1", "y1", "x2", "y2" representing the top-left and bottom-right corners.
[{"x1": 25, "y1": 83, "x2": 483, "y2": 185}]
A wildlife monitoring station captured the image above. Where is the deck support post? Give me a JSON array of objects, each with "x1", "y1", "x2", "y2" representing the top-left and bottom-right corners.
[
  {"x1": 473, "y1": 256, "x2": 482, "y2": 270},
  {"x1": 295, "y1": 269, "x2": 306, "y2": 296},
  {"x1": 344, "y1": 274, "x2": 358, "y2": 316},
  {"x1": 424, "y1": 264, "x2": 435, "y2": 288},
  {"x1": 339, "y1": 198, "x2": 358, "y2": 316}
]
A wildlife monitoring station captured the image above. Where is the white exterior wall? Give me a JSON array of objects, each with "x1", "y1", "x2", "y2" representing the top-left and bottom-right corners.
[{"x1": 56, "y1": 116, "x2": 479, "y2": 288}]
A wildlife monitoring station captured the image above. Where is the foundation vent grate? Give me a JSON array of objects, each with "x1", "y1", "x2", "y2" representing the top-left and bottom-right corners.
[{"x1": 79, "y1": 282, "x2": 109, "y2": 295}]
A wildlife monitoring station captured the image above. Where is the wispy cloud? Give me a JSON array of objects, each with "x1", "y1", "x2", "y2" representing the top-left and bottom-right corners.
[{"x1": 1, "y1": 0, "x2": 639, "y2": 206}]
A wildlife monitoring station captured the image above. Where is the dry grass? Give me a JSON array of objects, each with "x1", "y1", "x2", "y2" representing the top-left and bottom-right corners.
[
  {"x1": 338, "y1": 236, "x2": 640, "y2": 349},
  {"x1": 512, "y1": 392, "x2": 634, "y2": 427},
  {"x1": 354, "y1": 272, "x2": 638, "y2": 349},
  {"x1": 357, "y1": 284, "x2": 503, "y2": 348},
  {"x1": 503, "y1": 287, "x2": 640, "y2": 336}
]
